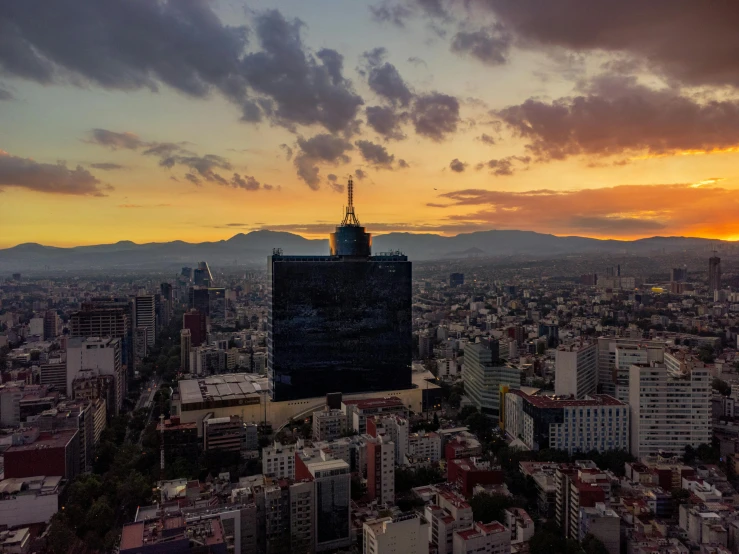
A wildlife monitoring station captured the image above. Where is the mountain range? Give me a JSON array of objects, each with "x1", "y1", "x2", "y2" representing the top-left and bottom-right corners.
[{"x1": 0, "y1": 230, "x2": 728, "y2": 272}]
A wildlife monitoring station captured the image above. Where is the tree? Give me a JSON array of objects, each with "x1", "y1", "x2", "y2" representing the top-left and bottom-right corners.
[
  {"x1": 45, "y1": 514, "x2": 78, "y2": 554},
  {"x1": 469, "y1": 493, "x2": 514, "y2": 523},
  {"x1": 713, "y1": 378, "x2": 731, "y2": 397},
  {"x1": 582, "y1": 534, "x2": 609, "y2": 554},
  {"x1": 457, "y1": 405, "x2": 478, "y2": 422}
]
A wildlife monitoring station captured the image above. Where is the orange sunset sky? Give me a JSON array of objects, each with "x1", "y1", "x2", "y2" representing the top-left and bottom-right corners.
[{"x1": 1, "y1": 0, "x2": 739, "y2": 248}]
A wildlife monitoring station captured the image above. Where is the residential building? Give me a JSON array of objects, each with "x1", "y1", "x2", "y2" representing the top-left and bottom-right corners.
[
  {"x1": 579, "y1": 503, "x2": 620, "y2": 554},
  {"x1": 66, "y1": 336, "x2": 125, "y2": 414},
  {"x1": 363, "y1": 513, "x2": 429, "y2": 554},
  {"x1": 342, "y1": 397, "x2": 408, "y2": 434},
  {"x1": 447, "y1": 458, "x2": 504, "y2": 497},
  {"x1": 367, "y1": 414, "x2": 409, "y2": 466},
  {"x1": 262, "y1": 441, "x2": 296, "y2": 480},
  {"x1": 312, "y1": 408, "x2": 347, "y2": 441},
  {"x1": 629, "y1": 361, "x2": 711, "y2": 459},
  {"x1": 596, "y1": 337, "x2": 666, "y2": 397},
  {"x1": 295, "y1": 448, "x2": 351, "y2": 552},
  {"x1": 408, "y1": 431, "x2": 442, "y2": 464},
  {"x1": 423, "y1": 487, "x2": 474, "y2": 554},
  {"x1": 120, "y1": 514, "x2": 227, "y2": 554},
  {"x1": 4, "y1": 429, "x2": 80, "y2": 480},
  {"x1": 203, "y1": 415, "x2": 245, "y2": 453},
  {"x1": 366, "y1": 435, "x2": 395, "y2": 504},
  {"x1": 39, "y1": 359, "x2": 66, "y2": 392},
  {"x1": 555, "y1": 342, "x2": 597, "y2": 399},
  {"x1": 507, "y1": 390, "x2": 628, "y2": 454},
  {"x1": 453, "y1": 521, "x2": 510, "y2": 554}
]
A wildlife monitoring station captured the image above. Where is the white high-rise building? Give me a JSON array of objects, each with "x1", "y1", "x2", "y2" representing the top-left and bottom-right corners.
[
  {"x1": 66, "y1": 337, "x2": 124, "y2": 414},
  {"x1": 463, "y1": 341, "x2": 520, "y2": 417},
  {"x1": 368, "y1": 414, "x2": 409, "y2": 466},
  {"x1": 629, "y1": 360, "x2": 711, "y2": 459},
  {"x1": 614, "y1": 346, "x2": 649, "y2": 403},
  {"x1": 363, "y1": 513, "x2": 429, "y2": 554},
  {"x1": 596, "y1": 337, "x2": 666, "y2": 396},
  {"x1": 134, "y1": 295, "x2": 156, "y2": 348},
  {"x1": 262, "y1": 441, "x2": 296, "y2": 479},
  {"x1": 555, "y1": 342, "x2": 597, "y2": 398}
]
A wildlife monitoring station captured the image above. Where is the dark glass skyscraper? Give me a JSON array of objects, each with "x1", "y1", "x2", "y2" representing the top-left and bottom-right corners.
[{"x1": 268, "y1": 179, "x2": 412, "y2": 401}]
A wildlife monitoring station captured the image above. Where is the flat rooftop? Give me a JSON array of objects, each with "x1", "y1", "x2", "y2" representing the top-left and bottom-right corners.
[
  {"x1": 179, "y1": 373, "x2": 266, "y2": 405},
  {"x1": 523, "y1": 393, "x2": 625, "y2": 409},
  {"x1": 5, "y1": 430, "x2": 77, "y2": 452}
]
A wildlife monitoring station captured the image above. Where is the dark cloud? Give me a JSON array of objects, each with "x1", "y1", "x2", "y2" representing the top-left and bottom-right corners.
[
  {"x1": 279, "y1": 144, "x2": 293, "y2": 161},
  {"x1": 407, "y1": 57, "x2": 427, "y2": 68},
  {"x1": 398, "y1": 159, "x2": 409, "y2": 168},
  {"x1": 365, "y1": 62, "x2": 413, "y2": 107},
  {"x1": 366, "y1": 106, "x2": 408, "y2": 140},
  {"x1": 0, "y1": 2, "x2": 363, "y2": 134},
  {"x1": 355, "y1": 169, "x2": 367, "y2": 180},
  {"x1": 478, "y1": 133, "x2": 496, "y2": 145},
  {"x1": 184, "y1": 173, "x2": 201, "y2": 186},
  {"x1": 328, "y1": 182, "x2": 345, "y2": 193},
  {"x1": 416, "y1": 0, "x2": 450, "y2": 21},
  {"x1": 411, "y1": 92, "x2": 460, "y2": 141},
  {"x1": 0, "y1": 150, "x2": 107, "y2": 196},
  {"x1": 230, "y1": 173, "x2": 260, "y2": 191},
  {"x1": 498, "y1": 76, "x2": 739, "y2": 161},
  {"x1": 241, "y1": 10, "x2": 363, "y2": 133},
  {"x1": 87, "y1": 129, "x2": 143, "y2": 150},
  {"x1": 474, "y1": 156, "x2": 530, "y2": 176},
  {"x1": 362, "y1": 48, "x2": 388, "y2": 68},
  {"x1": 478, "y1": 1, "x2": 739, "y2": 88},
  {"x1": 449, "y1": 158, "x2": 467, "y2": 172},
  {"x1": 369, "y1": 2, "x2": 413, "y2": 28},
  {"x1": 355, "y1": 140, "x2": 395, "y2": 168},
  {"x1": 0, "y1": 88, "x2": 13, "y2": 101},
  {"x1": 451, "y1": 26, "x2": 511, "y2": 66},
  {"x1": 90, "y1": 162, "x2": 125, "y2": 171},
  {"x1": 327, "y1": 174, "x2": 338, "y2": 182},
  {"x1": 293, "y1": 134, "x2": 353, "y2": 189},
  {"x1": 118, "y1": 203, "x2": 171, "y2": 208},
  {"x1": 159, "y1": 154, "x2": 232, "y2": 181}
]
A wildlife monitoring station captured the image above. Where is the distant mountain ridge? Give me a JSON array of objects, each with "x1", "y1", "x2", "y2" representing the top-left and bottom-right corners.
[{"x1": 0, "y1": 230, "x2": 728, "y2": 271}]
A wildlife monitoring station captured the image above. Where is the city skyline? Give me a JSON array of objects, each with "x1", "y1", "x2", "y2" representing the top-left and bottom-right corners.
[{"x1": 3, "y1": 1, "x2": 739, "y2": 248}]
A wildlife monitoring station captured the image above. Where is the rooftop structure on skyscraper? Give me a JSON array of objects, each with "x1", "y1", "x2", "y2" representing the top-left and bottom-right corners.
[{"x1": 329, "y1": 177, "x2": 372, "y2": 257}]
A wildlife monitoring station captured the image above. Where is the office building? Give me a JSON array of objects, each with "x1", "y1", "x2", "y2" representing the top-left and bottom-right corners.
[
  {"x1": 133, "y1": 295, "x2": 156, "y2": 348},
  {"x1": 262, "y1": 441, "x2": 296, "y2": 479},
  {"x1": 67, "y1": 337, "x2": 125, "y2": 414},
  {"x1": 189, "y1": 287, "x2": 211, "y2": 317},
  {"x1": 629, "y1": 361, "x2": 711, "y2": 459},
  {"x1": 453, "y1": 521, "x2": 510, "y2": 554},
  {"x1": 449, "y1": 273, "x2": 464, "y2": 287},
  {"x1": 554, "y1": 342, "x2": 597, "y2": 399},
  {"x1": 613, "y1": 345, "x2": 649, "y2": 403},
  {"x1": 43, "y1": 310, "x2": 59, "y2": 340},
  {"x1": 267, "y1": 178, "x2": 412, "y2": 401},
  {"x1": 363, "y1": 513, "x2": 429, "y2": 554},
  {"x1": 596, "y1": 337, "x2": 666, "y2": 396},
  {"x1": 296, "y1": 448, "x2": 351, "y2": 552},
  {"x1": 160, "y1": 282, "x2": 173, "y2": 324},
  {"x1": 709, "y1": 253, "x2": 722, "y2": 292},
  {"x1": 39, "y1": 359, "x2": 67, "y2": 392},
  {"x1": 506, "y1": 390, "x2": 628, "y2": 454},
  {"x1": 209, "y1": 287, "x2": 227, "y2": 323},
  {"x1": 180, "y1": 328, "x2": 192, "y2": 373},
  {"x1": 193, "y1": 261, "x2": 213, "y2": 287},
  {"x1": 462, "y1": 340, "x2": 521, "y2": 417},
  {"x1": 183, "y1": 309, "x2": 207, "y2": 347},
  {"x1": 158, "y1": 416, "x2": 199, "y2": 461},
  {"x1": 69, "y1": 299, "x2": 132, "y2": 372}
]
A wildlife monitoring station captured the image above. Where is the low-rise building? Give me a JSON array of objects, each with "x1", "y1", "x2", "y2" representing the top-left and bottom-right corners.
[
  {"x1": 453, "y1": 521, "x2": 510, "y2": 554},
  {"x1": 363, "y1": 513, "x2": 429, "y2": 554},
  {"x1": 312, "y1": 408, "x2": 347, "y2": 441},
  {"x1": 262, "y1": 441, "x2": 296, "y2": 480},
  {"x1": 0, "y1": 475, "x2": 61, "y2": 527},
  {"x1": 203, "y1": 415, "x2": 245, "y2": 453}
]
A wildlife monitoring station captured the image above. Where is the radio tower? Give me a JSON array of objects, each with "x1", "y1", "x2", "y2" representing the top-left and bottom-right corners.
[{"x1": 342, "y1": 178, "x2": 360, "y2": 226}]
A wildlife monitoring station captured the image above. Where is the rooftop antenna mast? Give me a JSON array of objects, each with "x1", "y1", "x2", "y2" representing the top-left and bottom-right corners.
[{"x1": 341, "y1": 177, "x2": 360, "y2": 226}]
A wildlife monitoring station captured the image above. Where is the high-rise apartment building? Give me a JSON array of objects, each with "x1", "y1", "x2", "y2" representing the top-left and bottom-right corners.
[
  {"x1": 462, "y1": 340, "x2": 521, "y2": 417},
  {"x1": 69, "y1": 299, "x2": 132, "y2": 372},
  {"x1": 629, "y1": 360, "x2": 711, "y2": 459},
  {"x1": 267, "y1": 179, "x2": 412, "y2": 401},
  {"x1": 66, "y1": 337, "x2": 124, "y2": 415},
  {"x1": 363, "y1": 513, "x2": 429, "y2": 554},
  {"x1": 709, "y1": 254, "x2": 722, "y2": 292},
  {"x1": 262, "y1": 441, "x2": 296, "y2": 480},
  {"x1": 133, "y1": 295, "x2": 156, "y2": 348},
  {"x1": 366, "y1": 436, "x2": 395, "y2": 504},
  {"x1": 296, "y1": 449, "x2": 351, "y2": 552},
  {"x1": 555, "y1": 342, "x2": 597, "y2": 399},
  {"x1": 596, "y1": 337, "x2": 666, "y2": 396}
]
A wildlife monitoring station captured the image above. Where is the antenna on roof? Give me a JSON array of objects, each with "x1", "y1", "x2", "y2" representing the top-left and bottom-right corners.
[{"x1": 341, "y1": 177, "x2": 360, "y2": 226}]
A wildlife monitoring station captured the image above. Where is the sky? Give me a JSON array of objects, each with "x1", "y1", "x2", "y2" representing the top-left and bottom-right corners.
[{"x1": 2, "y1": 0, "x2": 739, "y2": 247}]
